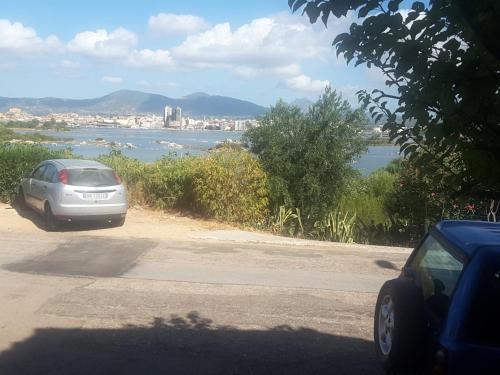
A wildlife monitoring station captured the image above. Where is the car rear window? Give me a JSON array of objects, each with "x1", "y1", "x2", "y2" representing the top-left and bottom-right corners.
[{"x1": 67, "y1": 168, "x2": 118, "y2": 187}]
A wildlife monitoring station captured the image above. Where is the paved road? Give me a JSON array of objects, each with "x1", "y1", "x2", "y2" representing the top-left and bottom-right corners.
[{"x1": 0, "y1": 224, "x2": 410, "y2": 374}]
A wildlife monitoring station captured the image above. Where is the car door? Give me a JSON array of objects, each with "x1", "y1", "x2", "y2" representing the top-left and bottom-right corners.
[
  {"x1": 28, "y1": 164, "x2": 47, "y2": 211},
  {"x1": 40, "y1": 164, "x2": 58, "y2": 208}
]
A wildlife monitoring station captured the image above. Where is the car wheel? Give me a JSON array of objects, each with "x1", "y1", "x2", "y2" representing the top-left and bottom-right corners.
[
  {"x1": 15, "y1": 187, "x2": 26, "y2": 208},
  {"x1": 374, "y1": 278, "x2": 427, "y2": 373},
  {"x1": 44, "y1": 203, "x2": 59, "y2": 232}
]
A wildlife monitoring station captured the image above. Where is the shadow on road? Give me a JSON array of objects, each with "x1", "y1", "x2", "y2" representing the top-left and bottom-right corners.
[
  {"x1": 374, "y1": 260, "x2": 399, "y2": 271},
  {"x1": 10, "y1": 203, "x2": 121, "y2": 232},
  {"x1": 0, "y1": 312, "x2": 380, "y2": 375}
]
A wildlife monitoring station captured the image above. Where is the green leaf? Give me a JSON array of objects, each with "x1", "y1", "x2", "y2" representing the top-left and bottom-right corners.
[
  {"x1": 291, "y1": 0, "x2": 307, "y2": 13},
  {"x1": 304, "y1": 3, "x2": 321, "y2": 23},
  {"x1": 411, "y1": 1, "x2": 425, "y2": 12},
  {"x1": 388, "y1": 0, "x2": 403, "y2": 12},
  {"x1": 358, "y1": 0, "x2": 378, "y2": 18}
]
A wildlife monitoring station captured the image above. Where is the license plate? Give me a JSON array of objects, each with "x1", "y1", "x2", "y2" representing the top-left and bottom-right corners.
[{"x1": 82, "y1": 193, "x2": 108, "y2": 199}]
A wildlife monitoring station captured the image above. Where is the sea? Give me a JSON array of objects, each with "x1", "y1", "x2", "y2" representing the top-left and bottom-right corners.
[{"x1": 29, "y1": 127, "x2": 400, "y2": 176}]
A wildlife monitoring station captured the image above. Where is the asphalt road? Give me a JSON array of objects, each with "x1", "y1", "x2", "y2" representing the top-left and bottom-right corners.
[{"x1": 0, "y1": 219, "x2": 411, "y2": 375}]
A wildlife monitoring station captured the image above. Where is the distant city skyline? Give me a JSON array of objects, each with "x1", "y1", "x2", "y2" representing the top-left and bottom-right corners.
[{"x1": 1, "y1": 0, "x2": 387, "y2": 106}]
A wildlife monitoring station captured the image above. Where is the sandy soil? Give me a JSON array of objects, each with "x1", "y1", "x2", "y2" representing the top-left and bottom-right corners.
[{"x1": 0, "y1": 202, "x2": 231, "y2": 241}]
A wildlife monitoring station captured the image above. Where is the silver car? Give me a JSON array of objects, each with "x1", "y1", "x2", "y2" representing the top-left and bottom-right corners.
[{"x1": 17, "y1": 159, "x2": 128, "y2": 230}]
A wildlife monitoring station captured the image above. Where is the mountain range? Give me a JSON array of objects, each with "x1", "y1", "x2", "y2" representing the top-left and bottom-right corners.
[{"x1": 0, "y1": 90, "x2": 268, "y2": 117}]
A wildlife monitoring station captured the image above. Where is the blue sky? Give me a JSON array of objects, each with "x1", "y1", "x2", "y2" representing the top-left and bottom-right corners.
[{"x1": 1, "y1": 0, "x2": 387, "y2": 106}]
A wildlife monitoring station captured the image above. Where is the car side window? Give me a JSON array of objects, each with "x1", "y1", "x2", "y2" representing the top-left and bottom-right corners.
[
  {"x1": 32, "y1": 165, "x2": 47, "y2": 180},
  {"x1": 410, "y1": 235, "x2": 464, "y2": 316},
  {"x1": 465, "y1": 257, "x2": 500, "y2": 347},
  {"x1": 42, "y1": 165, "x2": 56, "y2": 183}
]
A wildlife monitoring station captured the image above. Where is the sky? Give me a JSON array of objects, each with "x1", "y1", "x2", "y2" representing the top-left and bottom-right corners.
[{"x1": 0, "y1": 0, "x2": 388, "y2": 107}]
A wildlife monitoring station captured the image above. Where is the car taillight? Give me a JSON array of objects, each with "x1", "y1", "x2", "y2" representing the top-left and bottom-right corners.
[
  {"x1": 58, "y1": 169, "x2": 69, "y2": 184},
  {"x1": 113, "y1": 171, "x2": 121, "y2": 184}
]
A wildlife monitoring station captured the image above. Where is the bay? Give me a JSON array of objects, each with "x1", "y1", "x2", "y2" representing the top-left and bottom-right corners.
[{"x1": 29, "y1": 127, "x2": 400, "y2": 175}]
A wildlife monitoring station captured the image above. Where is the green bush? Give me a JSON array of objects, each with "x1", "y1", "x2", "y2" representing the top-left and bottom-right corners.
[
  {"x1": 192, "y1": 147, "x2": 269, "y2": 225},
  {"x1": 312, "y1": 210, "x2": 357, "y2": 243},
  {"x1": 143, "y1": 155, "x2": 198, "y2": 210},
  {"x1": 244, "y1": 88, "x2": 367, "y2": 227},
  {"x1": 339, "y1": 170, "x2": 396, "y2": 228},
  {"x1": 97, "y1": 151, "x2": 148, "y2": 205},
  {"x1": 0, "y1": 144, "x2": 71, "y2": 202}
]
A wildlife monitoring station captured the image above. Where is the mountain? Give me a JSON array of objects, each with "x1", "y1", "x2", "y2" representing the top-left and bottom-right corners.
[
  {"x1": 289, "y1": 98, "x2": 314, "y2": 113},
  {"x1": 0, "y1": 90, "x2": 267, "y2": 117}
]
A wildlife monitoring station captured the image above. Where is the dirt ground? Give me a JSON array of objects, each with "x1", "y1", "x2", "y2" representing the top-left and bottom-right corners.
[{"x1": 0, "y1": 202, "x2": 230, "y2": 240}]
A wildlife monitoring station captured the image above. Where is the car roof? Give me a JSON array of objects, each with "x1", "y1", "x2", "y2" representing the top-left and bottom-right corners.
[
  {"x1": 435, "y1": 220, "x2": 500, "y2": 256},
  {"x1": 47, "y1": 159, "x2": 109, "y2": 169}
]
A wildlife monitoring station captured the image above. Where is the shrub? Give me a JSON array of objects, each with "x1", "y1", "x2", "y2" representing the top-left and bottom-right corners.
[
  {"x1": 143, "y1": 155, "x2": 198, "y2": 210},
  {"x1": 244, "y1": 88, "x2": 367, "y2": 227},
  {"x1": 312, "y1": 210, "x2": 357, "y2": 243},
  {"x1": 192, "y1": 147, "x2": 269, "y2": 225},
  {"x1": 97, "y1": 151, "x2": 147, "y2": 205},
  {"x1": 0, "y1": 144, "x2": 71, "y2": 202},
  {"x1": 339, "y1": 170, "x2": 396, "y2": 228}
]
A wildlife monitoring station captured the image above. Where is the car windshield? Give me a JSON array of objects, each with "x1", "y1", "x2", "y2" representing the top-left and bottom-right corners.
[{"x1": 68, "y1": 168, "x2": 117, "y2": 187}]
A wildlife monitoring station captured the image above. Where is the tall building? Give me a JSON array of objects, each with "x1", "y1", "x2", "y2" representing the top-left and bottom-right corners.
[
  {"x1": 164, "y1": 105, "x2": 183, "y2": 128},
  {"x1": 163, "y1": 105, "x2": 173, "y2": 127},
  {"x1": 174, "y1": 107, "x2": 182, "y2": 128}
]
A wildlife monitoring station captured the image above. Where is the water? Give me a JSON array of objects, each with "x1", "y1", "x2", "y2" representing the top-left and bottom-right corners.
[{"x1": 28, "y1": 128, "x2": 399, "y2": 175}]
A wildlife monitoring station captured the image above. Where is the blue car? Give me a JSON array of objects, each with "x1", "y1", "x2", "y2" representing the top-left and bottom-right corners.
[{"x1": 374, "y1": 220, "x2": 500, "y2": 374}]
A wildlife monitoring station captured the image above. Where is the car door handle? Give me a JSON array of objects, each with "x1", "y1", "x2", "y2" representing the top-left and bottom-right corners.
[{"x1": 42, "y1": 185, "x2": 48, "y2": 189}]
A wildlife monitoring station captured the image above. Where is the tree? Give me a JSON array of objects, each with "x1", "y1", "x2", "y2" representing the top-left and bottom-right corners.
[
  {"x1": 289, "y1": 0, "x2": 500, "y2": 197},
  {"x1": 243, "y1": 87, "x2": 366, "y2": 224}
]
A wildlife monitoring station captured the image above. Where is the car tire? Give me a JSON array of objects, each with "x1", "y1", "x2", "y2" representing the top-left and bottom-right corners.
[
  {"x1": 44, "y1": 203, "x2": 59, "y2": 232},
  {"x1": 15, "y1": 187, "x2": 26, "y2": 208},
  {"x1": 374, "y1": 278, "x2": 427, "y2": 373}
]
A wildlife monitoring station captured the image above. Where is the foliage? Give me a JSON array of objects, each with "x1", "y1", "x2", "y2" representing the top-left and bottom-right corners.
[
  {"x1": 0, "y1": 125, "x2": 68, "y2": 143},
  {"x1": 290, "y1": 0, "x2": 500, "y2": 198},
  {"x1": 384, "y1": 155, "x2": 487, "y2": 239},
  {"x1": 1, "y1": 119, "x2": 68, "y2": 131},
  {"x1": 339, "y1": 169, "x2": 396, "y2": 227},
  {"x1": 312, "y1": 210, "x2": 357, "y2": 243},
  {"x1": 1, "y1": 120, "x2": 40, "y2": 128},
  {"x1": 143, "y1": 155, "x2": 198, "y2": 210},
  {"x1": 0, "y1": 144, "x2": 71, "y2": 202},
  {"x1": 135, "y1": 146, "x2": 270, "y2": 225},
  {"x1": 272, "y1": 206, "x2": 304, "y2": 236},
  {"x1": 97, "y1": 150, "x2": 148, "y2": 205},
  {"x1": 192, "y1": 147, "x2": 269, "y2": 225},
  {"x1": 244, "y1": 87, "x2": 367, "y2": 225}
]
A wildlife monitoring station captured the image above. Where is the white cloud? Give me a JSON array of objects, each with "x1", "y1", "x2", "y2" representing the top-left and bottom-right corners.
[
  {"x1": 59, "y1": 59, "x2": 81, "y2": 69},
  {"x1": 68, "y1": 27, "x2": 137, "y2": 58},
  {"x1": 125, "y1": 48, "x2": 174, "y2": 68},
  {"x1": 284, "y1": 74, "x2": 330, "y2": 93},
  {"x1": 67, "y1": 27, "x2": 174, "y2": 69},
  {"x1": 57, "y1": 12, "x2": 353, "y2": 91},
  {"x1": 172, "y1": 14, "x2": 333, "y2": 75},
  {"x1": 102, "y1": 76, "x2": 123, "y2": 84},
  {"x1": 0, "y1": 19, "x2": 61, "y2": 53},
  {"x1": 148, "y1": 13, "x2": 208, "y2": 34}
]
